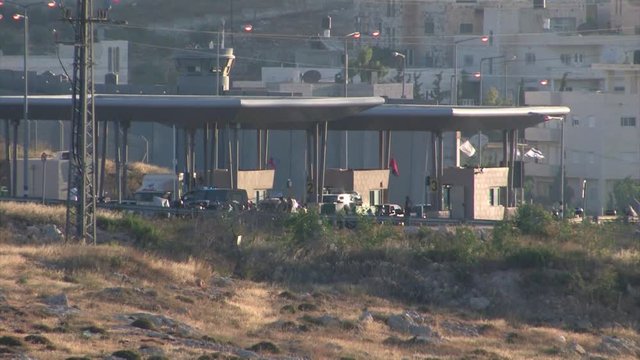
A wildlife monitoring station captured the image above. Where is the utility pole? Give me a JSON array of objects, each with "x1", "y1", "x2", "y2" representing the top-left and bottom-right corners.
[{"x1": 53, "y1": 0, "x2": 112, "y2": 244}]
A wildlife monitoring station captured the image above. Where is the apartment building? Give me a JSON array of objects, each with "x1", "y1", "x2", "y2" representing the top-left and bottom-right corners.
[
  {"x1": 0, "y1": 40, "x2": 129, "y2": 85},
  {"x1": 525, "y1": 65, "x2": 640, "y2": 214}
]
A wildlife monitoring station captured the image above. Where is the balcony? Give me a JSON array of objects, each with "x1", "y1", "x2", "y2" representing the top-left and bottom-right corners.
[
  {"x1": 525, "y1": 162, "x2": 560, "y2": 178},
  {"x1": 525, "y1": 127, "x2": 561, "y2": 143}
]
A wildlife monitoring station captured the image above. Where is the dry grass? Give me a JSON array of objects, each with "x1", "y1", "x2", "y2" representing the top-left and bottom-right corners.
[
  {"x1": 0, "y1": 239, "x2": 638, "y2": 359},
  {"x1": 0, "y1": 204, "x2": 639, "y2": 359}
]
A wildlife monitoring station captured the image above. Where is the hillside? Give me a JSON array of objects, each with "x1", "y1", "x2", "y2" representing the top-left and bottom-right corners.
[{"x1": 0, "y1": 202, "x2": 639, "y2": 359}]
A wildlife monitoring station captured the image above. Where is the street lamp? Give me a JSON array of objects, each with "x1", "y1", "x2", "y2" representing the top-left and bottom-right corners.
[
  {"x1": 479, "y1": 55, "x2": 505, "y2": 105},
  {"x1": 0, "y1": 0, "x2": 54, "y2": 197},
  {"x1": 503, "y1": 55, "x2": 518, "y2": 103},
  {"x1": 453, "y1": 35, "x2": 489, "y2": 105},
  {"x1": 392, "y1": 52, "x2": 406, "y2": 99},
  {"x1": 343, "y1": 31, "x2": 361, "y2": 97}
]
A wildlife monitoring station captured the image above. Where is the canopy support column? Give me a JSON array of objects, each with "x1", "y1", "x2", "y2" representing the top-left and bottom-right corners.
[
  {"x1": 114, "y1": 121, "x2": 121, "y2": 203},
  {"x1": 263, "y1": 129, "x2": 270, "y2": 169},
  {"x1": 257, "y1": 129, "x2": 263, "y2": 170},
  {"x1": 432, "y1": 130, "x2": 444, "y2": 212},
  {"x1": 320, "y1": 122, "x2": 328, "y2": 203},
  {"x1": 227, "y1": 124, "x2": 233, "y2": 190},
  {"x1": 234, "y1": 124, "x2": 240, "y2": 189},
  {"x1": 314, "y1": 123, "x2": 320, "y2": 203},
  {"x1": 11, "y1": 119, "x2": 19, "y2": 197},
  {"x1": 203, "y1": 123, "x2": 210, "y2": 186},
  {"x1": 4, "y1": 120, "x2": 10, "y2": 163},
  {"x1": 99, "y1": 120, "x2": 108, "y2": 200},
  {"x1": 121, "y1": 121, "x2": 130, "y2": 200},
  {"x1": 212, "y1": 122, "x2": 218, "y2": 171},
  {"x1": 187, "y1": 128, "x2": 196, "y2": 190},
  {"x1": 305, "y1": 129, "x2": 313, "y2": 204},
  {"x1": 509, "y1": 129, "x2": 518, "y2": 207}
]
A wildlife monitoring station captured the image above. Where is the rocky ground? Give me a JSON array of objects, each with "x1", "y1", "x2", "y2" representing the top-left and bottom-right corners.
[{"x1": 0, "y1": 213, "x2": 639, "y2": 359}]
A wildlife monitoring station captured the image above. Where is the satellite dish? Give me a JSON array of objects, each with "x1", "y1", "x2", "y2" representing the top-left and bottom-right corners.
[
  {"x1": 302, "y1": 70, "x2": 322, "y2": 84},
  {"x1": 469, "y1": 133, "x2": 489, "y2": 149}
]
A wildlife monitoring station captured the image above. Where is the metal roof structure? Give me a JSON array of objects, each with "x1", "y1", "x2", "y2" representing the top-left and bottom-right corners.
[
  {"x1": 0, "y1": 95, "x2": 570, "y2": 130},
  {"x1": 332, "y1": 104, "x2": 571, "y2": 131}
]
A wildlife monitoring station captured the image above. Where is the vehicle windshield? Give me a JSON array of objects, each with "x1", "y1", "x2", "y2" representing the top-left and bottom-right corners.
[
  {"x1": 135, "y1": 192, "x2": 165, "y2": 202},
  {"x1": 322, "y1": 195, "x2": 339, "y2": 203},
  {"x1": 184, "y1": 189, "x2": 230, "y2": 202}
]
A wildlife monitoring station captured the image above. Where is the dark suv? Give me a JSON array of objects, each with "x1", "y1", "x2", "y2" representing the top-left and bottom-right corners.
[{"x1": 179, "y1": 188, "x2": 249, "y2": 211}]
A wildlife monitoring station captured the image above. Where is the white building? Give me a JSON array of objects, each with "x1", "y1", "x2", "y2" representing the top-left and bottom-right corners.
[
  {"x1": 525, "y1": 63, "x2": 640, "y2": 214},
  {"x1": 0, "y1": 40, "x2": 129, "y2": 85}
]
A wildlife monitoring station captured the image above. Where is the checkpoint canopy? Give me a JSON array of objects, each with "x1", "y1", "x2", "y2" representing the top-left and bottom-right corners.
[{"x1": 0, "y1": 95, "x2": 570, "y2": 131}]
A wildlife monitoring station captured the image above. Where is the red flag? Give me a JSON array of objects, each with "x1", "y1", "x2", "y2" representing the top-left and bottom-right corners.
[
  {"x1": 267, "y1": 157, "x2": 276, "y2": 169},
  {"x1": 389, "y1": 157, "x2": 399, "y2": 176}
]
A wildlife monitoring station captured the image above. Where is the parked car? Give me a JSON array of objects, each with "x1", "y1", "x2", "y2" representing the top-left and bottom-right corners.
[
  {"x1": 179, "y1": 188, "x2": 248, "y2": 211},
  {"x1": 320, "y1": 193, "x2": 356, "y2": 214},
  {"x1": 258, "y1": 197, "x2": 301, "y2": 213},
  {"x1": 374, "y1": 204, "x2": 404, "y2": 217},
  {"x1": 409, "y1": 204, "x2": 431, "y2": 219}
]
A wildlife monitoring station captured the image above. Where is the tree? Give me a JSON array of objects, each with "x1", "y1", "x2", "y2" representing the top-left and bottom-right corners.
[
  {"x1": 412, "y1": 72, "x2": 423, "y2": 100},
  {"x1": 559, "y1": 72, "x2": 570, "y2": 92},
  {"x1": 351, "y1": 46, "x2": 388, "y2": 84},
  {"x1": 612, "y1": 177, "x2": 640, "y2": 212},
  {"x1": 484, "y1": 87, "x2": 504, "y2": 105},
  {"x1": 429, "y1": 71, "x2": 445, "y2": 104},
  {"x1": 518, "y1": 78, "x2": 526, "y2": 106}
]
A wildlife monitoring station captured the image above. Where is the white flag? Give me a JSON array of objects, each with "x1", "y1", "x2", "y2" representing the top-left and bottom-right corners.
[
  {"x1": 525, "y1": 148, "x2": 544, "y2": 159},
  {"x1": 459, "y1": 140, "x2": 476, "y2": 157}
]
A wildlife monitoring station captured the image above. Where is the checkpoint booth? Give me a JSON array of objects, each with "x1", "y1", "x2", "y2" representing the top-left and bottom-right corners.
[
  {"x1": 441, "y1": 167, "x2": 509, "y2": 221},
  {"x1": 211, "y1": 169, "x2": 275, "y2": 203},
  {"x1": 323, "y1": 168, "x2": 390, "y2": 207}
]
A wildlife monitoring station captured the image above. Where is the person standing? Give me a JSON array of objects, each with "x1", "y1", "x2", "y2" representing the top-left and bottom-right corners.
[{"x1": 404, "y1": 195, "x2": 412, "y2": 220}]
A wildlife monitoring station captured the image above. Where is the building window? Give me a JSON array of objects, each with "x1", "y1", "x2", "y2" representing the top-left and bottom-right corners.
[
  {"x1": 621, "y1": 152, "x2": 636, "y2": 163},
  {"x1": 424, "y1": 21, "x2": 435, "y2": 34},
  {"x1": 463, "y1": 54, "x2": 474, "y2": 67},
  {"x1": 550, "y1": 17, "x2": 577, "y2": 32},
  {"x1": 108, "y1": 46, "x2": 120, "y2": 74},
  {"x1": 187, "y1": 65, "x2": 201, "y2": 73},
  {"x1": 560, "y1": 54, "x2": 571, "y2": 65},
  {"x1": 621, "y1": 117, "x2": 637, "y2": 127},
  {"x1": 571, "y1": 115, "x2": 580, "y2": 127},
  {"x1": 587, "y1": 116, "x2": 595, "y2": 128},
  {"x1": 525, "y1": 53, "x2": 536, "y2": 64},
  {"x1": 574, "y1": 53, "x2": 584, "y2": 63},
  {"x1": 489, "y1": 187, "x2": 500, "y2": 206},
  {"x1": 459, "y1": 23, "x2": 473, "y2": 34},
  {"x1": 386, "y1": 0, "x2": 396, "y2": 17},
  {"x1": 425, "y1": 53, "x2": 434, "y2": 67},
  {"x1": 587, "y1": 152, "x2": 595, "y2": 164}
]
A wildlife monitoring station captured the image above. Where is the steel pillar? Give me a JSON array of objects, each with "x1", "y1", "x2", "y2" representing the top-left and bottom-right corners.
[
  {"x1": 99, "y1": 120, "x2": 107, "y2": 200},
  {"x1": 3, "y1": 120, "x2": 9, "y2": 163},
  {"x1": 203, "y1": 123, "x2": 209, "y2": 185},
  {"x1": 226, "y1": 124, "x2": 233, "y2": 189},
  {"x1": 11, "y1": 120, "x2": 19, "y2": 197},
  {"x1": 114, "y1": 121, "x2": 121, "y2": 203},
  {"x1": 257, "y1": 129, "x2": 263, "y2": 169},
  {"x1": 121, "y1": 121, "x2": 130, "y2": 200}
]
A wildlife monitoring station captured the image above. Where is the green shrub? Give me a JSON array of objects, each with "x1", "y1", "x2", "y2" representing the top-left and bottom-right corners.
[
  {"x1": 111, "y1": 350, "x2": 141, "y2": 360},
  {"x1": 422, "y1": 227, "x2": 483, "y2": 265},
  {"x1": 131, "y1": 317, "x2": 156, "y2": 330},
  {"x1": 505, "y1": 245, "x2": 556, "y2": 268},
  {"x1": 97, "y1": 214, "x2": 162, "y2": 248},
  {"x1": 514, "y1": 204, "x2": 553, "y2": 236},
  {"x1": 0, "y1": 335, "x2": 23, "y2": 347},
  {"x1": 489, "y1": 221, "x2": 519, "y2": 257},
  {"x1": 350, "y1": 214, "x2": 398, "y2": 249},
  {"x1": 284, "y1": 210, "x2": 327, "y2": 244}
]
